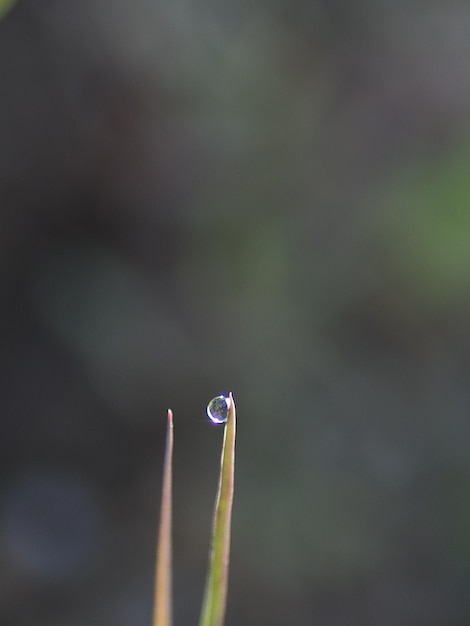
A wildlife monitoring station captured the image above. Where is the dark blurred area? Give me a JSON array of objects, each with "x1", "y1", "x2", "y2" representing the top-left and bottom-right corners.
[{"x1": 1, "y1": 0, "x2": 470, "y2": 624}]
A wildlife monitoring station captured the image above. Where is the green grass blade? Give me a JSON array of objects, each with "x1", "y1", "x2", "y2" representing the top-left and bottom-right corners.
[
  {"x1": 199, "y1": 392, "x2": 237, "y2": 626},
  {"x1": 153, "y1": 409, "x2": 174, "y2": 626}
]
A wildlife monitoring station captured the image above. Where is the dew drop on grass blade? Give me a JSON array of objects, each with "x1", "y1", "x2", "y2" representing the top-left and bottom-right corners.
[{"x1": 199, "y1": 393, "x2": 236, "y2": 626}]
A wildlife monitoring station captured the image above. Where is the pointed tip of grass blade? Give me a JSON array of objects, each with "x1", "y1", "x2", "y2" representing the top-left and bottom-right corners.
[
  {"x1": 199, "y1": 393, "x2": 236, "y2": 626},
  {"x1": 153, "y1": 409, "x2": 174, "y2": 626}
]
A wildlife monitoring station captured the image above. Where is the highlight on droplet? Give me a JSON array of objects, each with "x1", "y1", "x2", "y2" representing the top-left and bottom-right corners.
[{"x1": 206, "y1": 395, "x2": 230, "y2": 424}]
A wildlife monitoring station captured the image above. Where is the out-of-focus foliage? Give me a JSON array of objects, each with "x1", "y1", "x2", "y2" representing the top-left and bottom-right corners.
[
  {"x1": 0, "y1": 0, "x2": 16, "y2": 20},
  {"x1": 384, "y1": 147, "x2": 470, "y2": 304},
  {"x1": 1, "y1": 1, "x2": 470, "y2": 625}
]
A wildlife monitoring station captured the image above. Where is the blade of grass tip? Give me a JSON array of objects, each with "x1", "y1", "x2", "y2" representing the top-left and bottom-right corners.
[
  {"x1": 153, "y1": 409, "x2": 174, "y2": 626},
  {"x1": 199, "y1": 392, "x2": 236, "y2": 626}
]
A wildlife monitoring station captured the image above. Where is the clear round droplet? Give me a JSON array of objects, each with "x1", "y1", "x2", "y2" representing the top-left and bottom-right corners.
[{"x1": 206, "y1": 395, "x2": 229, "y2": 424}]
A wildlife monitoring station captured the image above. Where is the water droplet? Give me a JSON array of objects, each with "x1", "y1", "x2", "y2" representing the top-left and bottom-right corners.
[{"x1": 206, "y1": 395, "x2": 229, "y2": 424}]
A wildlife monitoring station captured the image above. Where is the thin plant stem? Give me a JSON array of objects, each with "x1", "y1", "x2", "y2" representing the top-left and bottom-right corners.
[{"x1": 153, "y1": 409, "x2": 174, "y2": 626}]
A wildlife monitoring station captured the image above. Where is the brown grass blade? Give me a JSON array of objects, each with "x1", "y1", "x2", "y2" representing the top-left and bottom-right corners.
[{"x1": 153, "y1": 409, "x2": 174, "y2": 626}]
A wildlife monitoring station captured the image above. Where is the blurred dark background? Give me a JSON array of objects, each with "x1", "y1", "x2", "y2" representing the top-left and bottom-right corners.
[{"x1": 1, "y1": 1, "x2": 470, "y2": 625}]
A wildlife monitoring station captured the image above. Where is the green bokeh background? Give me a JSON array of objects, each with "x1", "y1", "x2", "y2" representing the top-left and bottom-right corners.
[{"x1": 1, "y1": 1, "x2": 470, "y2": 625}]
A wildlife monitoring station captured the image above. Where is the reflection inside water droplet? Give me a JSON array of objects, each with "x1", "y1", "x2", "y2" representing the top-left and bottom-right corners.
[{"x1": 206, "y1": 395, "x2": 229, "y2": 424}]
